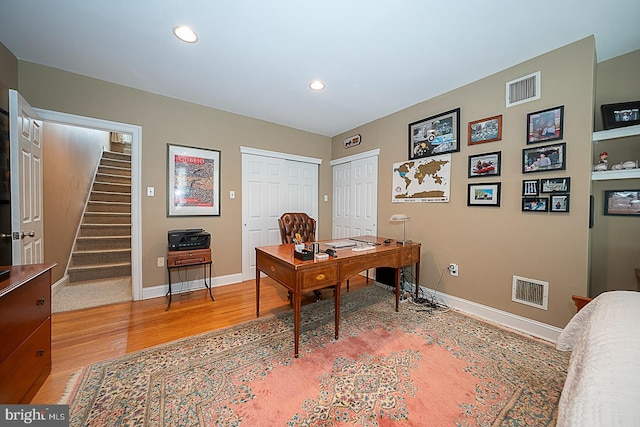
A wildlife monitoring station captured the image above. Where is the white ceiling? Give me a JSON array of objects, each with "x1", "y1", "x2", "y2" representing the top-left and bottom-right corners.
[{"x1": 1, "y1": 0, "x2": 639, "y2": 137}]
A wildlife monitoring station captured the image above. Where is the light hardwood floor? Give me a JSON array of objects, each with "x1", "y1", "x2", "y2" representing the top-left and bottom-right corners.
[{"x1": 32, "y1": 276, "x2": 369, "y2": 404}]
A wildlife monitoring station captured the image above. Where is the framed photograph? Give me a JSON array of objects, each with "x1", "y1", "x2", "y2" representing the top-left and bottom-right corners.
[
  {"x1": 526, "y1": 105, "x2": 564, "y2": 144},
  {"x1": 540, "y1": 177, "x2": 571, "y2": 193},
  {"x1": 467, "y1": 182, "x2": 501, "y2": 207},
  {"x1": 408, "y1": 108, "x2": 460, "y2": 159},
  {"x1": 522, "y1": 197, "x2": 549, "y2": 212},
  {"x1": 601, "y1": 101, "x2": 640, "y2": 130},
  {"x1": 522, "y1": 179, "x2": 539, "y2": 196},
  {"x1": 523, "y1": 142, "x2": 566, "y2": 173},
  {"x1": 468, "y1": 115, "x2": 502, "y2": 145},
  {"x1": 0, "y1": 108, "x2": 9, "y2": 203},
  {"x1": 550, "y1": 195, "x2": 570, "y2": 212},
  {"x1": 167, "y1": 143, "x2": 221, "y2": 216},
  {"x1": 604, "y1": 190, "x2": 640, "y2": 216},
  {"x1": 468, "y1": 151, "x2": 501, "y2": 178}
]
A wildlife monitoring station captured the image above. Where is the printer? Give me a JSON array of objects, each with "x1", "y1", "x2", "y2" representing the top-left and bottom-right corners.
[{"x1": 168, "y1": 229, "x2": 211, "y2": 251}]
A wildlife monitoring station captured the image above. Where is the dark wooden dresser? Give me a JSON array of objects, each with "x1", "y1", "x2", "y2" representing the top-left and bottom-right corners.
[{"x1": 0, "y1": 263, "x2": 55, "y2": 403}]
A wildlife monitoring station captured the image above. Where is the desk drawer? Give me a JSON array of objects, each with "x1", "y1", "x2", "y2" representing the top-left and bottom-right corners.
[
  {"x1": 0, "y1": 318, "x2": 51, "y2": 403},
  {"x1": 168, "y1": 249, "x2": 211, "y2": 267},
  {"x1": 300, "y1": 265, "x2": 339, "y2": 291},
  {"x1": 399, "y1": 246, "x2": 419, "y2": 265}
]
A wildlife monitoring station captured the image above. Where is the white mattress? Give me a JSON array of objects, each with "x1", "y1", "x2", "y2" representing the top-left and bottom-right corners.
[{"x1": 556, "y1": 291, "x2": 640, "y2": 427}]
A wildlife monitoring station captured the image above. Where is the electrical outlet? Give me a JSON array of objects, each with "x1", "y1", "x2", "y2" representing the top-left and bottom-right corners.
[
  {"x1": 157, "y1": 257, "x2": 164, "y2": 267},
  {"x1": 448, "y1": 263, "x2": 458, "y2": 276}
]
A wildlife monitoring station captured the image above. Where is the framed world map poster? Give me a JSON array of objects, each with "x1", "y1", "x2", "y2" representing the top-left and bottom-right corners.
[{"x1": 392, "y1": 154, "x2": 451, "y2": 203}]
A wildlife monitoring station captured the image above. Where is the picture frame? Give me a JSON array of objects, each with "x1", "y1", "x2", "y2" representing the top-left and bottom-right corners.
[
  {"x1": 468, "y1": 151, "x2": 501, "y2": 178},
  {"x1": 601, "y1": 101, "x2": 640, "y2": 130},
  {"x1": 522, "y1": 179, "x2": 539, "y2": 196},
  {"x1": 522, "y1": 197, "x2": 549, "y2": 212},
  {"x1": 603, "y1": 190, "x2": 640, "y2": 216},
  {"x1": 468, "y1": 115, "x2": 502, "y2": 145},
  {"x1": 467, "y1": 182, "x2": 501, "y2": 207},
  {"x1": 0, "y1": 108, "x2": 9, "y2": 203},
  {"x1": 523, "y1": 142, "x2": 566, "y2": 173},
  {"x1": 550, "y1": 195, "x2": 570, "y2": 212},
  {"x1": 540, "y1": 177, "x2": 571, "y2": 193},
  {"x1": 526, "y1": 105, "x2": 564, "y2": 144},
  {"x1": 408, "y1": 108, "x2": 460, "y2": 160},
  {"x1": 167, "y1": 143, "x2": 221, "y2": 216}
]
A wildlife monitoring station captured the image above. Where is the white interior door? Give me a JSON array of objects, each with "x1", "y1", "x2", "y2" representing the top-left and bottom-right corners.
[
  {"x1": 332, "y1": 151, "x2": 379, "y2": 239},
  {"x1": 9, "y1": 90, "x2": 44, "y2": 265},
  {"x1": 241, "y1": 148, "x2": 320, "y2": 281}
]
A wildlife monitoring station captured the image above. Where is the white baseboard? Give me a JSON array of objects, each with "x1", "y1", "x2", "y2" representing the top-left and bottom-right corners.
[
  {"x1": 409, "y1": 284, "x2": 563, "y2": 344},
  {"x1": 52, "y1": 275, "x2": 69, "y2": 297},
  {"x1": 142, "y1": 272, "x2": 243, "y2": 300}
]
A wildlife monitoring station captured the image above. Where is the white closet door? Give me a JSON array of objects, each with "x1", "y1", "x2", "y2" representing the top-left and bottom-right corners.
[
  {"x1": 242, "y1": 154, "x2": 286, "y2": 281},
  {"x1": 332, "y1": 162, "x2": 352, "y2": 238},
  {"x1": 285, "y1": 160, "x2": 318, "y2": 231}
]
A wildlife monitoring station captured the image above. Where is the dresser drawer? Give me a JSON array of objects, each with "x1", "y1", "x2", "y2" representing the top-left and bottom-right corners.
[
  {"x1": 0, "y1": 272, "x2": 50, "y2": 363},
  {"x1": 0, "y1": 318, "x2": 51, "y2": 403},
  {"x1": 300, "y1": 265, "x2": 339, "y2": 291},
  {"x1": 168, "y1": 249, "x2": 212, "y2": 267}
]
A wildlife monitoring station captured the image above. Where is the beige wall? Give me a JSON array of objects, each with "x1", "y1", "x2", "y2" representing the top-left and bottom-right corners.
[
  {"x1": 0, "y1": 41, "x2": 17, "y2": 111},
  {"x1": 16, "y1": 61, "x2": 332, "y2": 289},
  {"x1": 332, "y1": 37, "x2": 597, "y2": 327},
  {"x1": 591, "y1": 50, "x2": 640, "y2": 294},
  {"x1": 43, "y1": 122, "x2": 109, "y2": 281}
]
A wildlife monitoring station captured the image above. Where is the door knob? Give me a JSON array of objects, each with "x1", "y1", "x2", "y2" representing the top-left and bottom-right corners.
[
  {"x1": 20, "y1": 230, "x2": 36, "y2": 239},
  {"x1": 1, "y1": 233, "x2": 11, "y2": 239}
]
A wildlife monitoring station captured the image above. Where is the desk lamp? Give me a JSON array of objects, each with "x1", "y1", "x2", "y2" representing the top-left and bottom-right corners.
[{"x1": 389, "y1": 214, "x2": 411, "y2": 246}]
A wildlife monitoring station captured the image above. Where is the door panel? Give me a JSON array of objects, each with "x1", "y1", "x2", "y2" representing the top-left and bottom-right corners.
[{"x1": 9, "y1": 90, "x2": 44, "y2": 264}]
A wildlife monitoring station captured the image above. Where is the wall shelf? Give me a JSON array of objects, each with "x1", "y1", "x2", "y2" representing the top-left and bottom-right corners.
[
  {"x1": 592, "y1": 124, "x2": 640, "y2": 142},
  {"x1": 592, "y1": 169, "x2": 640, "y2": 180},
  {"x1": 592, "y1": 124, "x2": 640, "y2": 181}
]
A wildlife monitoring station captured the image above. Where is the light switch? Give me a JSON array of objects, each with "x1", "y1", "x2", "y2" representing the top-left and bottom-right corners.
[
  {"x1": 230, "y1": 190, "x2": 235, "y2": 199},
  {"x1": 324, "y1": 194, "x2": 329, "y2": 202},
  {"x1": 147, "y1": 187, "x2": 155, "y2": 197}
]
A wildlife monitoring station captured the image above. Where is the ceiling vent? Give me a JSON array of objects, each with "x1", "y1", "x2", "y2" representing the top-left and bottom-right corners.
[
  {"x1": 506, "y1": 71, "x2": 540, "y2": 108},
  {"x1": 512, "y1": 275, "x2": 548, "y2": 310}
]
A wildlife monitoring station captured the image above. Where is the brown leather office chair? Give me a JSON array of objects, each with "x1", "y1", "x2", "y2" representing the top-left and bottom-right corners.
[
  {"x1": 278, "y1": 212, "x2": 316, "y2": 244},
  {"x1": 278, "y1": 212, "x2": 323, "y2": 301}
]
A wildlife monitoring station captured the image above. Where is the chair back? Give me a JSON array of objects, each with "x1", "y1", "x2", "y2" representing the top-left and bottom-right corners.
[{"x1": 278, "y1": 212, "x2": 316, "y2": 244}]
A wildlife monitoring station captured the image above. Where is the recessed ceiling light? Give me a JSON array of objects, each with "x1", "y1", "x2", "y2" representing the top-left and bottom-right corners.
[
  {"x1": 173, "y1": 25, "x2": 198, "y2": 43},
  {"x1": 309, "y1": 80, "x2": 325, "y2": 91}
]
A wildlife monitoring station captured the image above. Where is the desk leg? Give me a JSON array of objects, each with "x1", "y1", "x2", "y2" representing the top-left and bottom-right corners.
[
  {"x1": 293, "y1": 289, "x2": 301, "y2": 358},
  {"x1": 395, "y1": 268, "x2": 401, "y2": 312},
  {"x1": 204, "y1": 262, "x2": 214, "y2": 301},
  {"x1": 414, "y1": 260, "x2": 421, "y2": 301},
  {"x1": 334, "y1": 283, "x2": 341, "y2": 340},
  {"x1": 166, "y1": 268, "x2": 172, "y2": 311},
  {"x1": 256, "y1": 269, "x2": 261, "y2": 317}
]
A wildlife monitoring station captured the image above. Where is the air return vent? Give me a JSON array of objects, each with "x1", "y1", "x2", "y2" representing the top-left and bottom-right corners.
[
  {"x1": 512, "y1": 275, "x2": 548, "y2": 310},
  {"x1": 506, "y1": 71, "x2": 540, "y2": 107}
]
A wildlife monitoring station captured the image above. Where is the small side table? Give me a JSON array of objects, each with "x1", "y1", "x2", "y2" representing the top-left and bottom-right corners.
[{"x1": 166, "y1": 248, "x2": 214, "y2": 311}]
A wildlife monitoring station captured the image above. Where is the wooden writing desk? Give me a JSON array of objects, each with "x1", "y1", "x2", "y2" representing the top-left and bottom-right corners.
[{"x1": 255, "y1": 237, "x2": 420, "y2": 357}]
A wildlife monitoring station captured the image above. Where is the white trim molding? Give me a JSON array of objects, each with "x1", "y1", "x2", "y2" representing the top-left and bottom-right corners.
[
  {"x1": 240, "y1": 146, "x2": 322, "y2": 165},
  {"x1": 330, "y1": 148, "x2": 380, "y2": 166}
]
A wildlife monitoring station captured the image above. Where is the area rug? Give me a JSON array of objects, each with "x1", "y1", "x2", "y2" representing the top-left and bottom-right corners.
[{"x1": 61, "y1": 285, "x2": 569, "y2": 426}]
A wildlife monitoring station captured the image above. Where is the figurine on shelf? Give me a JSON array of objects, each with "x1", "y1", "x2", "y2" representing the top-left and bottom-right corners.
[{"x1": 594, "y1": 151, "x2": 608, "y2": 171}]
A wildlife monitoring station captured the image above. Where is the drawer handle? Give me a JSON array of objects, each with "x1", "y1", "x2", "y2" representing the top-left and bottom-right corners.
[
  {"x1": 38, "y1": 349, "x2": 45, "y2": 357},
  {"x1": 37, "y1": 298, "x2": 45, "y2": 305},
  {"x1": 315, "y1": 274, "x2": 326, "y2": 281},
  {"x1": 270, "y1": 266, "x2": 276, "y2": 272}
]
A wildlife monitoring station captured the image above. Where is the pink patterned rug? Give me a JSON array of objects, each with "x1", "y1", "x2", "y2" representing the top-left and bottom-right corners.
[{"x1": 62, "y1": 285, "x2": 569, "y2": 426}]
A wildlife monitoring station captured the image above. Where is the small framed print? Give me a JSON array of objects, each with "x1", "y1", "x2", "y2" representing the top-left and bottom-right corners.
[
  {"x1": 523, "y1": 142, "x2": 566, "y2": 173},
  {"x1": 526, "y1": 105, "x2": 564, "y2": 144},
  {"x1": 604, "y1": 190, "x2": 640, "y2": 216},
  {"x1": 468, "y1": 151, "x2": 501, "y2": 178},
  {"x1": 468, "y1": 115, "x2": 502, "y2": 145},
  {"x1": 550, "y1": 195, "x2": 570, "y2": 212},
  {"x1": 467, "y1": 182, "x2": 501, "y2": 207},
  {"x1": 408, "y1": 108, "x2": 460, "y2": 159},
  {"x1": 540, "y1": 177, "x2": 571, "y2": 193},
  {"x1": 522, "y1": 197, "x2": 549, "y2": 212},
  {"x1": 522, "y1": 179, "x2": 539, "y2": 196}
]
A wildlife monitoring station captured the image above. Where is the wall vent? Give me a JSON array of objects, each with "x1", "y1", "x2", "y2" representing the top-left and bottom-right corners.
[
  {"x1": 512, "y1": 275, "x2": 548, "y2": 310},
  {"x1": 506, "y1": 71, "x2": 540, "y2": 107}
]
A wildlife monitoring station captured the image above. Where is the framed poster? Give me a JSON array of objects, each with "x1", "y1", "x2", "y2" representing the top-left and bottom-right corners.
[
  {"x1": 468, "y1": 151, "x2": 501, "y2": 178},
  {"x1": 604, "y1": 190, "x2": 640, "y2": 216},
  {"x1": 523, "y1": 142, "x2": 566, "y2": 173},
  {"x1": 408, "y1": 108, "x2": 460, "y2": 160},
  {"x1": 167, "y1": 143, "x2": 221, "y2": 216}
]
